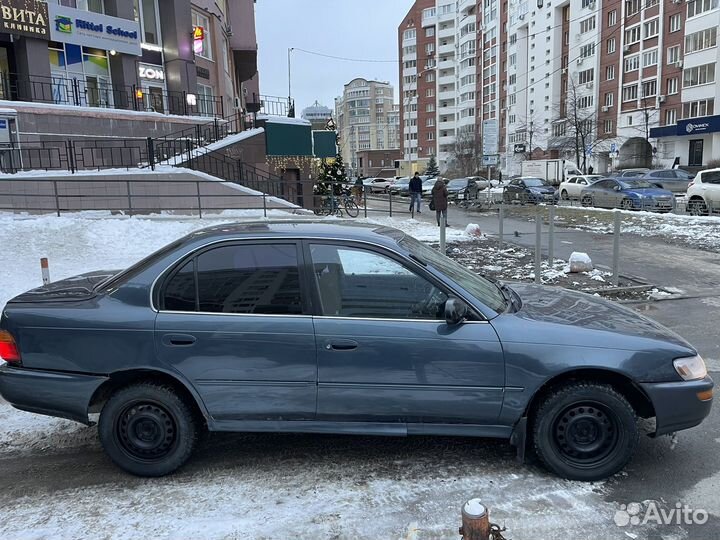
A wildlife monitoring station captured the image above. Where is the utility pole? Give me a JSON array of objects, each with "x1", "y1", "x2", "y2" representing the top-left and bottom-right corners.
[{"x1": 287, "y1": 47, "x2": 295, "y2": 117}]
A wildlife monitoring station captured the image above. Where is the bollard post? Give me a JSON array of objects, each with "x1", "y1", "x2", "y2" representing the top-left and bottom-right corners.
[
  {"x1": 459, "y1": 499, "x2": 490, "y2": 540},
  {"x1": 40, "y1": 258, "x2": 51, "y2": 285},
  {"x1": 440, "y1": 219, "x2": 446, "y2": 254},
  {"x1": 196, "y1": 181, "x2": 203, "y2": 219},
  {"x1": 498, "y1": 203, "x2": 504, "y2": 251},
  {"x1": 363, "y1": 187, "x2": 368, "y2": 218},
  {"x1": 262, "y1": 192, "x2": 267, "y2": 218},
  {"x1": 535, "y1": 207, "x2": 542, "y2": 284},
  {"x1": 389, "y1": 191, "x2": 393, "y2": 217},
  {"x1": 612, "y1": 210, "x2": 621, "y2": 286},
  {"x1": 548, "y1": 204, "x2": 555, "y2": 266}
]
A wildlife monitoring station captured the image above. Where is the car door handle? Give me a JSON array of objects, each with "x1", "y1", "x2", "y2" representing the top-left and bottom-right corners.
[
  {"x1": 162, "y1": 334, "x2": 197, "y2": 347},
  {"x1": 325, "y1": 339, "x2": 358, "y2": 351}
]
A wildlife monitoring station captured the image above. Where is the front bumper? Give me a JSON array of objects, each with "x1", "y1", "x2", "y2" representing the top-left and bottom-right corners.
[
  {"x1": 0, "y1": 365, "x2": 107, "y2": 425},
  {"x1": 640, "y1": 375, "x2": 713, "y2": 436}
]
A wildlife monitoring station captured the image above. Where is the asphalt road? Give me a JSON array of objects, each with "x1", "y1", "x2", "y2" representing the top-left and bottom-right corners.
[{"x1": 1, "y1": 205, "x2": 718, "y2": 539}]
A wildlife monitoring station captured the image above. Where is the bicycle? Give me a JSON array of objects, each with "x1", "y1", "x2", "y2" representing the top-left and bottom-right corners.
[{"x1": 313, "y1": 192, "x2": 360, "y2": 218}]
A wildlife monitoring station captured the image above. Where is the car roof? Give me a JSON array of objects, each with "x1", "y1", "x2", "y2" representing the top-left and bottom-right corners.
[{"x1": 175, "y1": 220, "x2": 408, "y2": 251}]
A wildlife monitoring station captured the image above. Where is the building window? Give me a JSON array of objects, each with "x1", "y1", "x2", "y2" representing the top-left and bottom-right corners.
[
  {"x1": 608, "y1": 10, "x2": 617, "y2": 26},
  {"x1": 579, "y1": 16, "x2": 596, "y2": 33},
  {"x1": 669, "y1": 14, "x2": 681, "y2": 33},
  {"x1": 427, "y1": 132, "x2": 435, "y2": 140},
  {"x1": 642, "y1": 49, "x2": 658, "y2": 68},
  {"x1": 643, "y1": 18, "x2": 659, "y2": 39},
  {"x1": 422, "y1": 7, "x2": 436, "y2": 20},
  {"x1": 134, "y1": 0, "x2": 161, "y2": 45},
  {"x1": 48, "y1": 43, "x2": 112, "y2": 107},
  {"x1": 685, "y1": 27, "x2": 718, "y2": 54},
  {"x1": 624, "y1": 55, "x2": 639, "y2": 73},
  {"x1": 682, "y1": 99, "x2": 715, "y2": 118},
  {"x1": 641, "y1": 79, "x2": 657, "y2": 98},
  {"x1": 426, "y1": 103, "x2": 435, "y2": 112},
  {"x1": 623, "y1": 84, "x2": 638, "y2": 102},
  {"x1": 626, "y1": 115, "x2": 633, "y2": 126},
  {"x1": 604, "y1": 119, "x2": 613, "y2": 134},
  {"x1": 687, "y1": 0, "x2": 719, "y2": 18},
  {"x1": 578, "y1": 69, "x2": 594, "y2": 84},
  {"x1": 403, "y1": 29, "x2": 416, "y2": 40},
  {"x1": 425, "y1": 43, "x2": 435, "y2": 55},
  {"x1": 667, "y1": 46, "x2": 681, "y2": 65},
  {"x1": 683, "y1": 63, "x2": 716, "y2": 88},
  {"x1": 607, "y1": 38, "x2": 615, "y2": 54},
  {"x1": 426, "y1": 27, "x2": 435, "y2": 37},
  {"x1": 606, "y1": 65, "x2": 615, "y2": 80},
  {"x1": 580, "y1": 43, "x2": 596, "y2": 58},
  {"x1": 426, "y1": 88, "x2": 434, "y2": 97},
  {"x1": 625, "y1": 25, "x2": 641, "y2": 45},
  {"x1": 191, "y1": 10, "x2": 212, "y2": 59},
  {"x1": 60, "y1": 0, "x2": 104, "y2": 12},
  {"x1": 665, "y1": 109, "x2": 677, "y2": 125},
  {"x1": 578, "y1": 96, "x2": 594, "y2": 108},
  {"x1": 605, "y1": 92, "x2": 614, "y2": 107},
  {"x1": 197, "y1": 84, "x2": 215, "y2": 115},
  {"x1": 626, "y1": 0, "x2": 641, "y2": 16},
  {"x1": 666, "y1": 77, "x2": 678, "y2": 95}
]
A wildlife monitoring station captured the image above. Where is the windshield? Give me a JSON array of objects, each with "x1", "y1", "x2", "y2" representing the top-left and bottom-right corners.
[
  {"x1": 621, "y1": 179, "x2": 656, "y2": 189},
  {"x1": 523, "y1": 178, "x2": 546, "y2": 187},
  {"x1": 395, "y1": 178, "x2": 410, "y2": 185},
  {"x1": 448, "y1": 179, "x2": 467, "y2": 187},
  {"x1": 398, "y1": 235, "x2": 507, "y2": 314}
]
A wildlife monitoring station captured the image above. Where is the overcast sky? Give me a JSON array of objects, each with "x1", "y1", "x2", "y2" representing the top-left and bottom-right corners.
[{"x1": 255, "y1": 0, "x2": 414, "y2": 115}]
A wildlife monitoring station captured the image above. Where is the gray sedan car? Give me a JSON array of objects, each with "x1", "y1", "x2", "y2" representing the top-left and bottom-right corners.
[
  {"x1": 641, "y1": 169, "x2": 695, "y2": 194},
  {"x1": 0, "y1": 222, "x2": 712, "y2": 480}
]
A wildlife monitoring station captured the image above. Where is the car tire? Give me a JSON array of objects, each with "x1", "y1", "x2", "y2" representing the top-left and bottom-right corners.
[
  {"x1": 689, "y1": 198, "x2": 709, "y2": 216},
  {"x1": 561, "y1": 190, "x2": 569, "y2": 200},
  {"x1": 621, "y1": 198, "x2": 634, "y2": 211},
  {"x1": 99, "y1": 383, "x2": 198, "y2": 477},
  {"x1": 581, "y1": 195, "x2": 593, "y2": 208},
  {"x1": 532, "y1": 383, "x2": 638, "y2": 481}
]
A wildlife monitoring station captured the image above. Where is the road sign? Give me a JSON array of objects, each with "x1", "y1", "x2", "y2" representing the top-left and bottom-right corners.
[
  {"x1": 513, "y1": 143, "x2": 526, "y2": 153},
  {"x1": 482, "y1": 155, "x2": 499, "y2": 166},
  {"x1": 482, "y1": 120, "x2": 499, "y2": 155},
  {"x1": 610, "y1": 143, "x2": 617, "y2": 152}
]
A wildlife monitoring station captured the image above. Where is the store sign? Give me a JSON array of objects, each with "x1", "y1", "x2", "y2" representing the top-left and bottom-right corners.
[
  {"x1": 139, "y1": 64, "x2": 165, "y2": 81},
  {"x1": 513, "y1": 143, "x2": 526, "y2": 153},
  {"x1": 196, "y1": 66, "x2": 210, "y2": 79},
  {"x1": 0, "y1": 0, "x2": 49, "y2": 40},
  {"x1": 652, "y1": 115, "x2": 720, "y2": 138},
  {"x1": 47, "y1": 3, "x2": 141, "y2": 56}
]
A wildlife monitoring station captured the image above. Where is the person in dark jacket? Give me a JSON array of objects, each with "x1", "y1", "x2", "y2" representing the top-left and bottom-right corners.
[
  {"x1": 408, "y1": 172, "x2": 423, "y2": 214},
  {"x1": 431, "y1": 178, "x2": 449, "y2": 227}
]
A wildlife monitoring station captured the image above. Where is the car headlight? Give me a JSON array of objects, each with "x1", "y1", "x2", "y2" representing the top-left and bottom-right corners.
[{"x1": 673, "y1": 355, "x2": 707, "y2": 381}]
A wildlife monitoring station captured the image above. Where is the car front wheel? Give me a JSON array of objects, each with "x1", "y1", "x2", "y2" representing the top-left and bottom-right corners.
[
  {"x1": 581, "y1": 195, "x2": 593, "y2": 208},
  {"x1": 532, "y1": 383, "x2": 638, "y2": 481},
  {"x1": 99, "y1": 383, "x2": 198, "y2": 477}
]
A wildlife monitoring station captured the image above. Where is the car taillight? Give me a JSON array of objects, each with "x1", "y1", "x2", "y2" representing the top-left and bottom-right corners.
[{"x1": 0, "y1": 330, "x2": 21, "y2": 364}]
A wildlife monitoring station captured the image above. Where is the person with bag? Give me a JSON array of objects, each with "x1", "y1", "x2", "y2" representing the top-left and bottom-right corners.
[{"x1": 431, "y1": 178, "x2": 449, "y2": 227}]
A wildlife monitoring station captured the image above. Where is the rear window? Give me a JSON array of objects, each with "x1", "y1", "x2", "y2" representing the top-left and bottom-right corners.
[{"x1": 701, "y1": 171, "x2": 720, "y2": 184}]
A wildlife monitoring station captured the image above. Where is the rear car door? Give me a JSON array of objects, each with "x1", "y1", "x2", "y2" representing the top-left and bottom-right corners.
[
  {"x1": 154, "y1": 241, "x2": 317, "y2": 424},
  {"x1": 306, "y1": 242, "x2": 505, "y2": 425}
]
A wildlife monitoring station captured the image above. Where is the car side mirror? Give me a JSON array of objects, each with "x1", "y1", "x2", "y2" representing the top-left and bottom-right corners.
[
  {"x1": 445, "y1": 297, "x2": 469, "y2": 325},
  {"x1": 613, "y1": 186, "x2": 620, "y2": 191}
]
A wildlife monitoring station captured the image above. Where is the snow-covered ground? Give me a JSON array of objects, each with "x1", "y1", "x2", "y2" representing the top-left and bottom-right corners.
[{"x1": 0, "y1": 212, "x2": 680, "y2": 539}]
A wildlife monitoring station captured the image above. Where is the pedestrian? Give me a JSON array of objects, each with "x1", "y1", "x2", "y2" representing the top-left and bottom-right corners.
[
  {"x1": 409, "y1": 172, "x2": 423, "y2": 214},
  {"x1": 588, "y1": 165, "x2": 594, "y2": 174},
  {"x1": 431, "y1": 177, "x2": 449, "y2": 227},
  {"x1": 497, "y1": 170, "x2": 503, "y2": 184},
  {"x1": 353, "y1": 176, "x2": 364, "y2": 205}
]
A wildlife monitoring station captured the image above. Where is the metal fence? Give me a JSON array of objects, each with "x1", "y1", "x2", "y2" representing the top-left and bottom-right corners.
[{"x1": 0, "y1": 72, "x2": 224, "y2": 118}]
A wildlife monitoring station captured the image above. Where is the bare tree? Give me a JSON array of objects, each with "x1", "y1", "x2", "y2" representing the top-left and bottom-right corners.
[
  {"x1": 448, "y1": 131, "x2": 483, "y2": 177},
  {"x1": 516, "y1": 113, "x2": 545, "y2": 160},
  {"x1": 553, "y1": 77, "x2": 616, "y2": 173}
]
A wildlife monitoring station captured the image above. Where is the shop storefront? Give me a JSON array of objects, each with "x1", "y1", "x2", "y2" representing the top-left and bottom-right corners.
[{"x1": 650, "y1": 115, "x2": 720, "y2": 168}]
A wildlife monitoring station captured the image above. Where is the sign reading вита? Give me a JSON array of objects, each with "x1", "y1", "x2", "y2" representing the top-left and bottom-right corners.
[
  {"x1": 0, "y1": 0, "x2": 49, "y2": 40},
  {"x1": 47, "y1": 3, "x2": 141, "y2": 56}
]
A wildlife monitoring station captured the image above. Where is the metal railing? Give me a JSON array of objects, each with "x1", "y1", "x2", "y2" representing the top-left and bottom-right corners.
[{"x1": 0, "y1": 72, "x2": 224, "y2": 118}]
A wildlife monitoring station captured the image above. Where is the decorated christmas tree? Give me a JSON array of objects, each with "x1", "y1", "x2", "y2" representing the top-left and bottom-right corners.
[
  {"x1": 425, "y1": 155, "x2": 440, "y2": 177},
  {"x1": 315, "y1": 152, "x2": 347, "y2": 196}
]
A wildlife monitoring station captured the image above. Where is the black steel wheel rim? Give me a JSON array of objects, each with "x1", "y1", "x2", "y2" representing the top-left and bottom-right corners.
[
  {"x1": 116, "y1": 400, "x2": 178, "y2": 462},
  {"x1": 552, "y1": 401, "x2": 620, "y2": 468}
]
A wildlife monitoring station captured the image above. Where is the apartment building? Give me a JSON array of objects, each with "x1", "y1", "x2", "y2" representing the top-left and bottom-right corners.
[
  {"x1": 334, "y1": 78, "x2": 399, "y2": 175},
  {"x1": 400, "y1": 0, "x2": 720, "y2": 176}
]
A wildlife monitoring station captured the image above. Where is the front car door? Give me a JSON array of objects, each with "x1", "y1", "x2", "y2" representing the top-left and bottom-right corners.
[
  {"x1": 306, "y1": 242, "x2": 505, "y2": 426},
  {"x1": 154, "y1": 241, "x2": 317, "y2": 426}
]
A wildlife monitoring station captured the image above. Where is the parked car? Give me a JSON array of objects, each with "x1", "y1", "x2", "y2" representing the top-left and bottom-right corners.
[
  {"x1": 362, "y1": 177, "x2": 395, "y2": 194},
  {"x1": 558, "y1": 175, "x2": 604, "y2": 200},
  {"x1": 389, "y1": 177, "x2": 411, "y2": 196},
  {"x1": 0, "y1": 222, "x2": 712, "y2": 480},
  {"x1": 641, "y1": 169, "x2": 695, "y2": 194},
  {"x1": 580, "y1": 178, "x2": 675, "y2": 212},
  {"x1": 446, "y1": 177, "x2": 481, "y2": 200},
  {"x1": 421, "y1": 177, "x2": 437, "y2": 197},
  {"x1": 613, "y1": 169, "x2": 649, "y2": 178},
  {"x1": 686, "y1": 167, "x2": 720, "y2": 216},
  {"x1": 503, "y1": 177, "x2": 559, "y2": 204}
]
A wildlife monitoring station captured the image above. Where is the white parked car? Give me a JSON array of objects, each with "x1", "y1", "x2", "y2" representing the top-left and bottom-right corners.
[
  {"x1": 558, "y1": 175, "x2": 604, "y2": 200},
  {"x1": 362, "y1": 178, "x2": 395, "y2": 193},
  {"x1": 686, "y1": 168, "x2": 720, "y2": 215}
]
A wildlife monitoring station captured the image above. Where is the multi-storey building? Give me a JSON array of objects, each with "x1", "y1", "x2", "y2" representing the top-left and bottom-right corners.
[
  {"x1": 301, "y1": 100, "x2": 333, "y2": 130},
  {"x1": 400, "y1": 0, "x2": 720, "y2": 176},
  {"x1": 334, "y1": 78, "x2": 398, "y2": 175}
]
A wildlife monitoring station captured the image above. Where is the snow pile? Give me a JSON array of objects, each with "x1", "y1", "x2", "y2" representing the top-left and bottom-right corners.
[{"x1": 464, "y1": 223, "x2": 483, "y2": 237}]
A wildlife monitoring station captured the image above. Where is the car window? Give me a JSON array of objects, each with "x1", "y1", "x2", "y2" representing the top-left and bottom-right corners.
[
  {"x1": 702, "y1": 171, "x2": 720, "y2": 184},
  {"x1": 621, "y1": 179, "x2": 655, "y2": 189},
  {"x1": 578, "y1": 179, "x2": 587, "y2": 185},
  {"x1": 595, "y1": 180, "x2": 614, "y2": 189},
  {"x1": 162, "y1": 244, "x2": 304, "y2": 315},
  {"x1": 310, "y1": 244, "x2": 448, "y2": 320}
]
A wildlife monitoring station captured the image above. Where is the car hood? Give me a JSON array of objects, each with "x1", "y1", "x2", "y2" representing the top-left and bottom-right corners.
[
  {"x1": 8, "y1": 270, "x2": 120, "y2": 304},
  {"x1": 506, "y1": 283, "x2": 692, "y2": 350},
  {"x1": 623, "y1": 187, "x2": 673, "y2": 197}
]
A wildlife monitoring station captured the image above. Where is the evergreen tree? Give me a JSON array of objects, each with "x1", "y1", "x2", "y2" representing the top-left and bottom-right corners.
[
  {"x1": 315, "y1": 153, "x2": 347, "y2": 196},
  {"x1": 425, "y1": 155, "x2": 440, "y2": 177}
]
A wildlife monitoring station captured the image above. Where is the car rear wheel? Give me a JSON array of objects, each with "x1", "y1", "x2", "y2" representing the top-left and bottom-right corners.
[
  {"x1": 689, "y1": 198, "x2": 709, "y2": 216},
  {"x1": 561, "y1": 190, "x2": 569, "y2": 200},
  {"x1": 99, "y1": 383, "x2": 198, "y2": 477},
  {"x1": 581, "y1": 195, "x2": 593, "y2": 208},
  {"x1": 532, "y1": 383, "x2": 638, "y2": 481}
]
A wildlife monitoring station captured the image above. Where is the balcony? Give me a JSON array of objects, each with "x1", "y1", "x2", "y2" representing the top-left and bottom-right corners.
[
  {"x1": 438, "y1": 24, "x2": 455, "y2": 39},
  {"x1": 438, "y1": 73, "x2": 456, "y2": 86},
  {"x1": 438, "y1": 42, "x2": 455, "y2": 55},
  {"x1": 439, "y1": 89, "x2": 456, "y2": 101},
  {"x1": 439, "y1": 134, "x2": 456, "y2": 146}
]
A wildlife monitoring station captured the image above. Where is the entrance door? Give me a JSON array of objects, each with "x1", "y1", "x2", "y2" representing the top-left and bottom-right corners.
[
  {"x1": 689, "y1": 139, "x2": 704, "y2": 167},
  {"x1": 0, "y1": 46, "x2": 10, "y2": 100},
  {"x1": 308, "y1": 242, "x2": 505, "y2": 425},
  {"x1": 143, "y1": 83, "x2": 165, "y2": 113}
]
